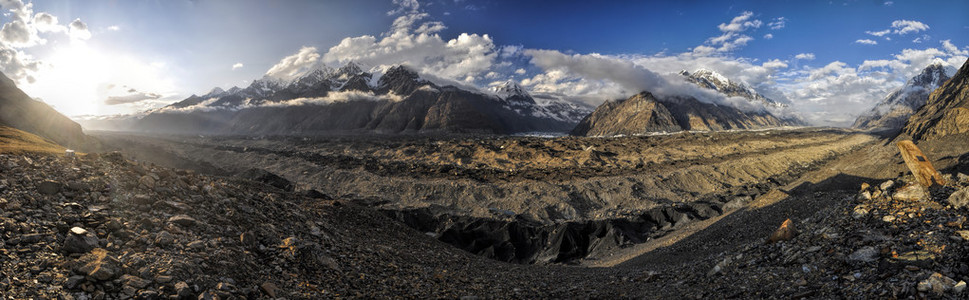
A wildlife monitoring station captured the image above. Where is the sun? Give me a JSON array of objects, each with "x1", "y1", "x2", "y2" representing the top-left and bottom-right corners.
[{"x1": 22, "y1": 42, "x2": 175, "y2": 117}]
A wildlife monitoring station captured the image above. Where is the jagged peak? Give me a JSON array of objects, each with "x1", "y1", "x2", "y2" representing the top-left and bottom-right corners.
[
  {"x1": 690, "y1": 68, "x2": 730, "y2": 86},
  {"x1": 336, "y1": 61, "x2": 364, "y2": 77},
  {"x1": 205, "y1": 87, "x2": 225, "y2": 96},
  {"x1": 491, "y1": 80, "x2": 529, "y2": 98}
]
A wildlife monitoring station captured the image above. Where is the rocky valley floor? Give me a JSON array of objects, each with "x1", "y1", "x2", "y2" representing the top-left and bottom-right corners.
[{"x1": 2, "y1": 129, "x2": 969, "y2": 298}]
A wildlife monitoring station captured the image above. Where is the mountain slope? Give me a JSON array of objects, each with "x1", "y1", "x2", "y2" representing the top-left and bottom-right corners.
[
  {"x1": 680, "y1": 69, "x2": 784, "y2": 108},
  {"x1": 572, "y1": 69, "x2": 802, "y2": 137},
  {"x1": 0, "y1": 71, "x2": 94, "y2": 149},
  {"x1": 571, "y1": 92, "x2": 791, "y2": 136},
  {"x1": 902, "y1": 59, "x2": 969, "y2": 141},
  {"x1": 130, "y1": 64, "x2": 586, "y2": 135},
  {"x1": 853, "y1": 63, "x2": 955, "y2": 131}
]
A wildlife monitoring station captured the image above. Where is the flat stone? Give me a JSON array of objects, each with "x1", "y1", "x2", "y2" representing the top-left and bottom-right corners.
[
  {"x1": 893, "y1": 184, "x2": 926, "y2": 201},
  {"x1": 848, "y1": 246, "x2": 878, "y2": 263},
  {"x1": 37, "y1": 180, "x2": 62, "y2": 195},
  {"x1": 168, "y1": 215, "x2": 197, "y2": 227},
  {"x1": 70, "y1": 227, "x2": 88, "y2": 235},
  {"x1": 259, "y1": 282, "x2": 278, "y2": 298},
  {"x1": 889, "y1": 250, "x2": 936, "y2": 268}
]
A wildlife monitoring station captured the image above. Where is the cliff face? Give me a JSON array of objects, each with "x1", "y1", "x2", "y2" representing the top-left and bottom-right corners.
[
  {"x1": 571, "y1": 92, "x2": 791, "y2": 137},
  {"x1": 902, "y1": 59, "x2": 969, "y2": 141},
  {"x1": 0, "y1": 71, "x2": 95, "y2": 149},
  {"x1": 853, "y1": 63, "x2": 954, "y2": 131}
]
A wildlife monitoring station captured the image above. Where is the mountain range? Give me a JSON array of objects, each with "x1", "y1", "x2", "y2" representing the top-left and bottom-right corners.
[
  {"x1": 121, "y1": 63, "x2": 591, "y2": 135},
  {"x1": 853, "y1": 63, "x2": 956, "y2": 131},
  {"x1": 571, "y1": 69, "x2": 803, "y2": 136}
]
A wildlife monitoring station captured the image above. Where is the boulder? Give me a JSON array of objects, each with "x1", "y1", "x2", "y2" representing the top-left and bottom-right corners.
[
  {"x1": 947, "y1": 187, "x2": 969, "y2": 208},
  {"x1": 892, "y1": 184, "x2": 926, "y2": 201},
  {"x1": 63, "y1": 227, "x2": 100, "y2": 254},
  {"x1": 75, "y1": 248, "x2": 121, "y2": 281},
  {"x1": 767, "y1": 219, "x2": 797, "y2": 243},
  {"x1": 37, "y1": 180, "x2": 62, "y2": 195}
]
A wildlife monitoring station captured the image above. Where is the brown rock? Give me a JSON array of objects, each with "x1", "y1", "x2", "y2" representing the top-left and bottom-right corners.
[
  {"x1": 767, "y1": 218, "x2": 797, "y2": 243},
  {"x1": 175, "y1": 281, "x2": 192, "y2": 298},
  {"x1": 168, "y1": 215, "x2": 197, "y2": 227},
  {"x1": 259, "y1": 282, "x2": 278, "y2": 298},
  {"x1": 75, "y1": 248, "x2": 121, "y2": 281}
]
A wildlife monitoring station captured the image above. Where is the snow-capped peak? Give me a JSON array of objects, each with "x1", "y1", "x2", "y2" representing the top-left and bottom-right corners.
[
  {"x1": 204, "y1": 87, "x2": 225, "y2": 97},
  {"x1": 491, "y1": 80, "x2": 529, "y2": 99},
  {"x1": 691, "y1": 69, "x2": 731, "y2": 86}
]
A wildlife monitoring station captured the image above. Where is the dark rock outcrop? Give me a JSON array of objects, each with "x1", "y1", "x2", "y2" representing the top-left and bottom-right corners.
[{"x1": 902, "y1": 59, "x2": 969, "y2": 140}]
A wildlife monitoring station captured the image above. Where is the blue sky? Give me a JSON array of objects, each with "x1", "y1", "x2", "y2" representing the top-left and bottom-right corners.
[{"x1": 1, "y1": 0, "x2": 967, "y2": 125}]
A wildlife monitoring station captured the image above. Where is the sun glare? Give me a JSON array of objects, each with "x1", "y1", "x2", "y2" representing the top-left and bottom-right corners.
[{"x1": 22, "y1": 42, "x2": 175, "y2": 117}]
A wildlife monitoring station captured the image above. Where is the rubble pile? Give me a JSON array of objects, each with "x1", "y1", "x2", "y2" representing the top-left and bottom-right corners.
[
  {"x1": 676, "y1": 173, "x2": 969, "y2": 298},
  {"x1": 0, "y1": 152, "x2": 364, "y2": 298}
]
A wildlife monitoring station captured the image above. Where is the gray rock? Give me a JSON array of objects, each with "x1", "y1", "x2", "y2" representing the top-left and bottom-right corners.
[
  {"x1": 957, "y1": 173, "x2": 969, "y2": 183},
  {"x1": 37, "y1": 180, "x2": 62, "y2": 195},
  {"x1": 848, "y1": 246, "x2": 878, "y2": 263},
  {"x1": 155, "y1": 231, "x2": 175, "y2": 247},
  {"x1": 851, "y1": 205, "x2": 870, "y2": 219},
  {"x1": 947, "y1": 188, "x2": 969, "y2": 208},
  {"x1": 955, "y1": 281, "x2": 967, "y2": 294},
  {"x1": 879, "y1": 180, "x2": 894, "y2": 191},
  {"x1": 893, "y1": 184, "x2": 926, "y2": 201},
  {"x1": 63, "y1": 229, "x2": 100, "y2": 254}
]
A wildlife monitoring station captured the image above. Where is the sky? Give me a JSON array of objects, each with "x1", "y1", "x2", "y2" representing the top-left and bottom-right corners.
[{"x1": 1, "y1": 0, "x2": 967, "y2": 126}]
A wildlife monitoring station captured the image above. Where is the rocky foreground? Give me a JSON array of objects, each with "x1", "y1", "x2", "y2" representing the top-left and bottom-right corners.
[{"x1": 3, "y1": 148, "x2": 969, "y2": 299}]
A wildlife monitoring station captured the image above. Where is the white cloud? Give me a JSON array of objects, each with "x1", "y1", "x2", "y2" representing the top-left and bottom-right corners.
[
  {"x1": 884, "y1": 1, "x2": 894, "y2": 6},
  {"x1": 762, "y1": 59, "x2": 788, "y2": 69},
  {"x1": 855, "y1": 39, "x2": 878, "y2": 45},
  {"x1": 717, "y1": 11, "x2": 761, "y2": 32},
  {"x1": 942, "y1": 39, "x2": 968, "y2": 56},
  {"x1": 107, "y1": 25, "x2": 120, "y2": 31},
  {"x1": 768, "y1": 17, "x2": 786, "y2": 30},
  {"x1": 763, "y1": 33, "x2": 773, "y2": 39},
  {"x1": 231, "y1": 62, "x2": 244, "y2": 70},
  {"x1": 866, "y1": 29, "x2": 891, "y2": 37},
  {"x1": 265, "y1": 46, "x2": 323, "y2": 81},
  {"x1": 321, "y1": 12, "x2": 496, "y2": 84},
  {"x1": 387, "y1": 0, "x2": 419, "y2": 16},
  {"x1": 514, "y1": 68, "x2": 526, "y2": 75},
  {"x1": 891, "y1": 20, "x2": 929, "y2": 35},
  {"x1": 68, "y1": 18, "x2": 91, "y2": 40},
  {"x1": 794, "y1": 53, "x2": 815, "y2": 60}
]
